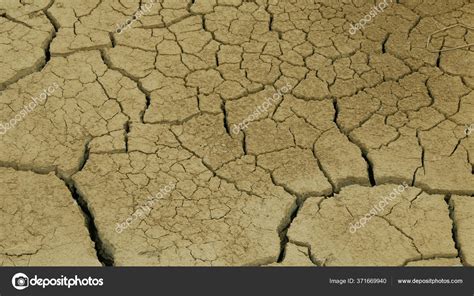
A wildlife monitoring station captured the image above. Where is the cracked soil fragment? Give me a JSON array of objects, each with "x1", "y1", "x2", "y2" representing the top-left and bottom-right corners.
[
  {"x1": 450, "y1": 196, "x2": 474, "y2": 266},
  {"x1": 0, "y1": 168, "x2": 100, "y2": 266},
  {"x1": 287, "y1": 185, "x2": 459, "y2": 266},
  {"x1": 72, "y1": 123, "x2": 296, "y2": 266},
  {"x1": 0, "y1": 0, "x2": 473, "y2": 266}
]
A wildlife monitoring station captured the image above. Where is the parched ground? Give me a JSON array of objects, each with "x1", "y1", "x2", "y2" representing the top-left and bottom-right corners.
[{"x1": 0, "y1": 0, "x2": 473, "y2": 266}]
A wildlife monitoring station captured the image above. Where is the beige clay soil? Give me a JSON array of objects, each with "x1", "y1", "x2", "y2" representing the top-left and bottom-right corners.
[{"x1": 0, "y1": 0, "x2": 473, "y2": 266}]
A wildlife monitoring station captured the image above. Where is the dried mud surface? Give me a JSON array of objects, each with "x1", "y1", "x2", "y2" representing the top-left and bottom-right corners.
[{"x1": 0, "y1": 0, "x2": 473, "y2": 266}]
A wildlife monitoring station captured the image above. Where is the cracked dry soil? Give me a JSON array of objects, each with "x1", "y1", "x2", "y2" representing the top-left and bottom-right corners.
[{"x1": 0, "y1": 0, "x2": 473, "y2": 267}]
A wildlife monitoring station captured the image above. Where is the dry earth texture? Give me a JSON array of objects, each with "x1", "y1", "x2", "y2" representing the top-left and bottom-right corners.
[{"x1": 0, "y1": 0, "x2": 473, "y2": 266}]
